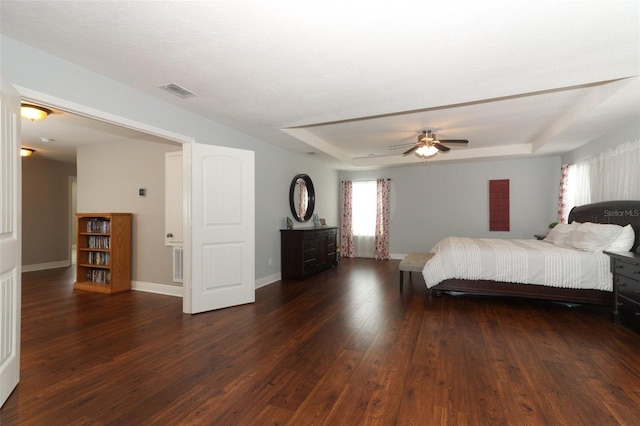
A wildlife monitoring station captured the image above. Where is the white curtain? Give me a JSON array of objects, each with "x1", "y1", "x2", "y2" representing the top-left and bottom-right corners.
[
  {"x1": 590, "y1": 140, "x2": 640, "y2": 201},
  {"x1": 568, "y1": 139, "x2": 640, "y2": 210}
]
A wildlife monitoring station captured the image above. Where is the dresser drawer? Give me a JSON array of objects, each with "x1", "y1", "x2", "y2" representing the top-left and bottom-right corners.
[
  {"x1": 617, "y1": 275, "x2": 640, "y2": 303},
  {"x1": 613, "y1": 258, "x2": 640, "y2": 280},
  {"x1": 281, "y1": 227, "x2": 338, "y2": 279},
  {"x1": 617, "y1": 295, "x2": 640, "y2": 333}
]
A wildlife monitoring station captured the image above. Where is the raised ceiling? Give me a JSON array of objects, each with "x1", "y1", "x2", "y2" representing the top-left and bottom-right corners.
[{"x1": 2, "y1": 1, "x2": 638, "y2": 168}]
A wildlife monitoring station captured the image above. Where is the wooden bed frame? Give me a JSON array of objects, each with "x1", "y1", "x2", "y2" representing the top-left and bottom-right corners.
[{"x1": 429, "y1": 200, "x2": 640, "y2": 305}]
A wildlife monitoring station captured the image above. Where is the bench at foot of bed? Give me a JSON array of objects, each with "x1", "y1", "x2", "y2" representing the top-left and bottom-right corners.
[{"x1": 399, "y1": 252, "x2": 434, "y2": 293}]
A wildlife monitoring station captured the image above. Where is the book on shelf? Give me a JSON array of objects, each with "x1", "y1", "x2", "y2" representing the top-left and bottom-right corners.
[
  {"x1": 86, "y1": 218, "x2": 111, "y2": 233},
  {"x1": 86, "y1": 269, "x2": 111, "y2": 284},
  {"x1": 87, "y1": 236, "x2": 110, "y2": 249},
  {"x1": 87, "y1": 252, "x2": 110, "y2": 265}
]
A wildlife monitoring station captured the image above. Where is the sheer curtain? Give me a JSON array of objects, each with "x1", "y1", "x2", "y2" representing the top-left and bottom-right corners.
[
  {"x1": 352, "y1": 180, "x2": 376, "y2": 258},
  {"x1": 560, "y1": 139, "x2": 640, "y2": 220},
  {"x1": 589, "y1": 140, "x2": 640, "y2": 201}
]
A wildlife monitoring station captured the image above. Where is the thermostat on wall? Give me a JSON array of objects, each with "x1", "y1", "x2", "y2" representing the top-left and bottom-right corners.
[{"x1": 139, "y1": 188, "x2": 146, "y2": 197}]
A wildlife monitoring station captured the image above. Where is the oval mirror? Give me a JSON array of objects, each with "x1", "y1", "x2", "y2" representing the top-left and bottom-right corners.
[{"x1": 289, "y1": 174, "x2": 315, "y2": 222}]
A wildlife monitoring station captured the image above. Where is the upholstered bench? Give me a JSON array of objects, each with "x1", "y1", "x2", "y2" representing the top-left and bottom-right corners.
[{"x1": 399, "y1": 252, "x2": 434, "y2": 292}]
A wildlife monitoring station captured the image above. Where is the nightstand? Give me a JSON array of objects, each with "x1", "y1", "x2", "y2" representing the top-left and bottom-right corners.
[{"x1": 607, "y1": 251, "x2": 640, "y2": 334}]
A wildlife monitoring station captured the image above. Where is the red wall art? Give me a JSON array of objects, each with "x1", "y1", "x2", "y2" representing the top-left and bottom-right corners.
[{"x1": 489, "y1": 179, "x2": 510, "y2": 231}]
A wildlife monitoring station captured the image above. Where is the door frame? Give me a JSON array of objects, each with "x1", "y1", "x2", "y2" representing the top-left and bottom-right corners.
[
  {"x1": 15, "y1": 86, "x2": 194, "y2": 310},
  {"x1": 68, "y1": 176, "x2": 77, "y2": 265}
]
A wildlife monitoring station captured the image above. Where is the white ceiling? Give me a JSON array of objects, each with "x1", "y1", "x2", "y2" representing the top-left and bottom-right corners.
[{"x1": 2, "y1": 1, "x2": 639, "y2": 168}]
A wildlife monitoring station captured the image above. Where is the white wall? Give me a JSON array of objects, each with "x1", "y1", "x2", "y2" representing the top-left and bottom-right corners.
[
  {"x1": 340, "y1": 156, "x2": 561, "y2": 255},
  {"x1": 1, "y1": 35, "x2": 339, "y2": 286},
  {"x1": 77, "y1": 139, "x2": 180, "y2": 287}
]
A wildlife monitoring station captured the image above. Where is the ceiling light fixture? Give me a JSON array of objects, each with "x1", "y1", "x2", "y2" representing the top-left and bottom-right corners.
[
  {"x1": 414, "y1": 144, "x2": 439, "y2": 160},
  {"x1": 21, "y1": 104, "x2": 51, "y2": 121},
  {"x1": 21, "y1": 147, "x2": 35, "y2": 157}
]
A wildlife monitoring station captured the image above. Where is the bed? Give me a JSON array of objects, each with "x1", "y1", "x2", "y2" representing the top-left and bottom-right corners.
[{"x1": 424, "y1": 200, "x2": 640, "y2": 305}]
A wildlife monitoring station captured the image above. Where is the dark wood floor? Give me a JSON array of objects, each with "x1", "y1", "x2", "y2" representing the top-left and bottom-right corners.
[{"x1": 2, "y1": 258, "x2": 640, "y2": 425}]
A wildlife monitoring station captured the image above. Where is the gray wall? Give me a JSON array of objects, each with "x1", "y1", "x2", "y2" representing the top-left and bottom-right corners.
[
  {"x1": 340, "y1": 156, "x2": 561, "y2": 256},
  {"x1": 22, "y1": 156, "x2": 76, "y2": 269},
  {"x1": 2, "y1": 34, "x2": 339, "y2": 286},
  {"x1": 562, "y1": 118, "x2": 640, "y2": 164}
]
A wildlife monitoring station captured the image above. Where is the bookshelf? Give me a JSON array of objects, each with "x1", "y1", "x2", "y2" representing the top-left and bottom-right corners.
[{"x1": 74, "y1": 213, "x2": 132, "y2": 294}]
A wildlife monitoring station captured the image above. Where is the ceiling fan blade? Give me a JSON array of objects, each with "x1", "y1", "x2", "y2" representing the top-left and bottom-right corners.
[
  {"x1": 388, "y1": 143, "x2": 416, "y2": 150},
  {"x1": 439, "y1": 139, "x2": 469, "y2": 144},
  {"x1": 403, "y1": 145, "x2": 420, "y2": 155},
  {"x1": 433, "y1": 142, "x2": 451, "y2": 152}
]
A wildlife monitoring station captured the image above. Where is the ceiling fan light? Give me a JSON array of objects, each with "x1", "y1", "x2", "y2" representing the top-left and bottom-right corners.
[
  {"x1": 415, "y1": 145, "x2": 438, "y2": 159},
  {"x1": 21, "y1": 104, "x2": 51, "y2": 121}
]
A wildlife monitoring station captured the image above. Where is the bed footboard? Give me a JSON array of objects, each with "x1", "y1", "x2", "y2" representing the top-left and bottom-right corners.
[{"x1": 430, "y1": 279, "x2": 613, "y2": 305}]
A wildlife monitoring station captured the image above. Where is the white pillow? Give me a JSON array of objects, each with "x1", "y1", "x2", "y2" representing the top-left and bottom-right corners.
[
  {"x1": 543, "y1": 222, "x2": 579, "y2": 245},
  {"x1": 606, "y1": 224, "x2": 636, "y2": 252},
  {"x1": 565, "y1": 222, "x2": 624, "y2": 252}
]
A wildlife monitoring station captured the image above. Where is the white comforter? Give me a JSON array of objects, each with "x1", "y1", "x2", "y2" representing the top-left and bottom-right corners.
[{"x1": 422, "y1": 237, "x2": 612, "y2": 291}]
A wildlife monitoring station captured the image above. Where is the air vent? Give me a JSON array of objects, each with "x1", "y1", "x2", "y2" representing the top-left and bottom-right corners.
[
  {"x1": 173, "y1": 246, "x2": 183, "y2": 283},
  {"x1": 159, "y1": 83, "x2": 197, "y2": 99}
]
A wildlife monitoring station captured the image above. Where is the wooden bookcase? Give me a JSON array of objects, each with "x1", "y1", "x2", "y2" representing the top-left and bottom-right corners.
[{"x1": 74, "y1": 213, "x2": 132, "y2": 294}]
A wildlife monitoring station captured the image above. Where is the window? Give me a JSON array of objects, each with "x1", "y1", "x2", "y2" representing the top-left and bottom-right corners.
[
  {"x1": 340, "y1": 178, "x2": 391, "y2": 260},
  {"x1": 351, "y1": 180, "x2": 377, "y2": 236}
]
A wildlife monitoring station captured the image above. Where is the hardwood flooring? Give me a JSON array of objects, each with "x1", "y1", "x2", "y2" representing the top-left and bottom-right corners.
[{"x1": 2, "y1": 258, "x2": 640, "y2": 425}]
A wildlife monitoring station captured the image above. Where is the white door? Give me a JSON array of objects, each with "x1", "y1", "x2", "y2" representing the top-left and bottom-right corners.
[
  {"x1": 165, "y1": 151, "x2": 184, "y2": 246},
  {"x1": 0, "y1": 78, "x2": 21, "y2": 407},
  {"x1": 183, "y1": 142, "x2": 255, "y2": 314}
]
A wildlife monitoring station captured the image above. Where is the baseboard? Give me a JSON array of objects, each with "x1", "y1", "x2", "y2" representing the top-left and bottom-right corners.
[
  {"x1": 256, "y1": 272, "x2": 281, "y2": 289},
  {"x1": 132, "y1": 281, "x2": 183, "y2": 297},
  {"x1": 22, "y1": 260, "x2": 71, "y2": 272},
  {"x1": 132, "y1": 274, "x2": 281, "y2": 297},
  {"x1": 390, "y1": 253, "x2": 406, "y2": 260}
]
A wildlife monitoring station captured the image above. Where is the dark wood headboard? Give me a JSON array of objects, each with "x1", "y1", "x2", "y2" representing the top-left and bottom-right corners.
[{"x1": 568, "y1": 200, "x2": 640, "y2": 252}]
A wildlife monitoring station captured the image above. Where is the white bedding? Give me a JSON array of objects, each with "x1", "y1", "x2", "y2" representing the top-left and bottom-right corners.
[{"x1": 422, "y1": 237, "x2": 612, "y2": 291}]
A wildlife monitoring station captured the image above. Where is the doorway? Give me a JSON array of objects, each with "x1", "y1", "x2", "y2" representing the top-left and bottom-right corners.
[{"x1": 19, "y1": 93, "x2": 189, "y2": 291}]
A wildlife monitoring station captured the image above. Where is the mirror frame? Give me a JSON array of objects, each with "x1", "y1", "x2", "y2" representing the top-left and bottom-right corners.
[{"x1": 289, "y1": 174, "x2": 315, "y2": 222}]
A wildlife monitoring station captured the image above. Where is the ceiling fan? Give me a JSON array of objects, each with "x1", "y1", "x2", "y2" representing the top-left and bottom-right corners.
[{"x1": 392, "y1": 130, "x2": 469, "y2": 159}]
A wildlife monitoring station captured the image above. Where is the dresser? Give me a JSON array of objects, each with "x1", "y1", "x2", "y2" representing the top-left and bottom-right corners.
[
  {"x1": 609, "y1": 251, "x2": 640, "y2": 334},
  {"x1": 281, "y1": 227, "x2": 338, "y2": 279}
]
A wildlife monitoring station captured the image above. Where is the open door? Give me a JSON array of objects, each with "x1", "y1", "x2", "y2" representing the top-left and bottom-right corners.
[
  {"x1": 183, "y1": 142, "x2": 255, "y2": 314},
  {"x1": 0, "y1": 77, "x2": 22, "y2": 407}
]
